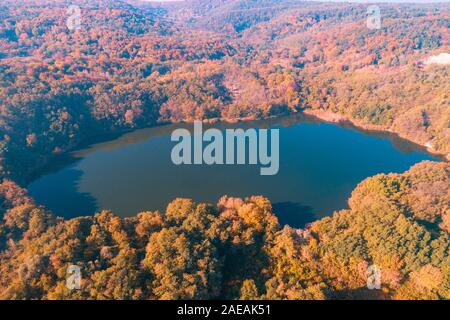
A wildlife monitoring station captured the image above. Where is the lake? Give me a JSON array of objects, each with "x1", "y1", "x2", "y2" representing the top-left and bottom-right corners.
[{"x1": 27, "y1": 114, "x2": 440, "y2": 227}]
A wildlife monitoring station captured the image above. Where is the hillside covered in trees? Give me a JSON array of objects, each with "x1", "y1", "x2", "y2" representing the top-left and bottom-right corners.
[
  {"x1": 0, "y1": 161, "x2": 448, "y2": 299},
  {"x1": 0, "y1": 0, "x2": 449, "y2": 182},
  {"x1": 0, "y1": 0, "x2": 449, "y2": 300}
]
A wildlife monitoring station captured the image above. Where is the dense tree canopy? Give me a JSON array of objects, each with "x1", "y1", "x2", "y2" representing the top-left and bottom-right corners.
[
  {"x1": 0, "y1": 0, "x2": 448, "y2": 300},
  {"x1": 0, "y1": 161, "x2": 448, "y2": 299}
]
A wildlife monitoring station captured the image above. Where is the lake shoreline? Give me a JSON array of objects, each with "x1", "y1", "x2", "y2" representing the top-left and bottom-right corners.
[
  {"x1": 301, "y1": 109, "x2": 450, "y2": 162},
  {"x1": 23, "y1": 109, "x2": 448, "y2": 188}
]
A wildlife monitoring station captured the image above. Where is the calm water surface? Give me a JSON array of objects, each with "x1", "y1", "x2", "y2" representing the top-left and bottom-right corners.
[{"x1": 27, "y1": 114, "x2": 440, "y2": 227}]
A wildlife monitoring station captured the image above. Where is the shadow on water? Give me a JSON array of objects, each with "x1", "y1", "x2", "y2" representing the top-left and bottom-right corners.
[
  {"x1": 29, "y1": 168, "x2": 99, "y2": 218},
  {"x1": 337, "y1": 120, "x2": 445, "y2": 159},
  {"x1": 26, "y1": 123, "x2": 173, "y2": 184},
  {"x1": 26, "y1": 152, "x2": 83, "y2": 184},
  {"x1": 273, "y1": 202, "x2": 316, "y2": 228}
]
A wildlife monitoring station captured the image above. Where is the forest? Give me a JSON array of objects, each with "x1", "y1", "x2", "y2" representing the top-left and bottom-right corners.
[
  {"x1": 0, "y1": 0, "x2": 449, "y2": 299},
  {"x1": 0, "y1": 161, "x2": 448, "y2": 299}
]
